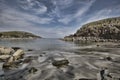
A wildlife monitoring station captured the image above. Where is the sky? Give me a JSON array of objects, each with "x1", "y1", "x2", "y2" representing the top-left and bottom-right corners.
[{"x1": 0, "y1": 0, "x2": 120, "y2": 38}]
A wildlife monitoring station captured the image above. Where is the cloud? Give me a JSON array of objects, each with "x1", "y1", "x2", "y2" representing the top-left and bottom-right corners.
[
  {"x1": 48, "y1": 0, "x2": 74, "y2": 18},
  {"x1": 18, "y1": 0, "x2": 47, "y2": 14},
  {"x1": 84, "y1": 5, "x2": 120, "y2": 24},
  {"x1": 58, "y1": 15, "x2": 73, "y2": 24},
  {"x1": 58, "y1": 0, "x2": 96, "y2": 25},
  {"x1": 0, "y1": 7, "x2": 53, "y2": 27},
  {"x1": 52, "y1": 0, "x2": 73, "y2": 9}
]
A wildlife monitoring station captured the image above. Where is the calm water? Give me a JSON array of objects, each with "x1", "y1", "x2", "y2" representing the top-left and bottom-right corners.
[{"x1": 0, "y1": 38, "x2": 80, "y2": 51}]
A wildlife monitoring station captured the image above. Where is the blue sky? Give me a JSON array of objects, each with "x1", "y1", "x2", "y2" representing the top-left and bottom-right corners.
[{"x1": 0, "y1": 0, "x2": 120, "y2": 38}]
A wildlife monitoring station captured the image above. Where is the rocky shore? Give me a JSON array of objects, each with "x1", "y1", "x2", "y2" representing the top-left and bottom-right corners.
[
  {"x1": 64, "y1": 37, "x2": 120, "y2": 42},
  {"x1": 0, "y1": 43, "x2": 120, "y2": 80}
]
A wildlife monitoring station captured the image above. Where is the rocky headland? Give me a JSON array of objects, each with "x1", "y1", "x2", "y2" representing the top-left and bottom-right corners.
[
  {"x1": 0, "y1": 31, "x2": 41, "y2": 39},
  {"x1": 64, "y1": 17, "x2": 120, "y2": 42}
]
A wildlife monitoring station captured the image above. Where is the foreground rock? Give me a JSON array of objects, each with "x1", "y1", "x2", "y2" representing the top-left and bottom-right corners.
[
  {"x1": 52, "y1": 59, "x2": 69, "y2": 68},
  {"x1": 0, "y1": 47, "x2": 15, "y2": 55},
  {"x1": 0, "y1": 55, "x2": 10, "y2": 61},
  {"x1": 3, "y1": 49, "x2": 24, "y2": 69},
  {"x1": 12, "y1": 49, "x2": 24, "y2": 60}
]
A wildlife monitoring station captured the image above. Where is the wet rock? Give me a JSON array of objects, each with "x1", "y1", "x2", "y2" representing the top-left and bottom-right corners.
[
  {"x1": 2, "y1": 49, "x2": 24, "y2": 69},
  {"x1": 0, "y1": 47, "x2": 15, "y2": 55},
  {"x1": 13, "y1": 49, "x2": 24, "y2": 60},
  {"x1": 0, "y1": 55, "x2": 10, "y2": 61},
  {"x1": 29, "y1": 67, "x2": 38, "y2": 74},
  {"x1": 39, "y1": 54, "x2": 43, "y2": 57},
  {"x1": 3, "y1": 62, "x2": 17, "y2": 69},
  {"x1": 52, "y1": 59, "x2": 69, "y2": 68},
  {"x1": 106, "y1": 56, "x2": 112, "y2": 61},
  {"x1": 3, "y1": 59, "x2": 23, "y2": 69},
  {"x1": 27, "y1": 49, "x2": 34, "y2": 51},
  {"x1": 12, "y1": 47, "x2": 21, "y2": 51},
  {"x1": 96, "y1": 44, "x2": 100, "y2": 47},
  {"x1": 7, "y1": 56, "x2": 14, "y2": 63}
]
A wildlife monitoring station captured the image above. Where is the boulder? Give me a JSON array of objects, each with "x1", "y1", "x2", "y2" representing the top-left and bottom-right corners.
[
  {"x1": 7, "y1": 56, "x2": 14, "y2": 63},
  {"x1": 52, "y1": 59, "x2": 69, "y2": 68},
  {"x1": 2, "y1": 49, "x2": 24, "y2": 69},
  {"x1": 0, "y1": 47, "x2": 14, "y2": 55},
  {"x1": 13, "y1": 49, "x2": 24, "y2": 60},
  {"x1": 3, "y1": 61, "x2": 17, "y2": 69},
  {"x1": 0, "y1": 55, "x2": 10, "y2": 61}
]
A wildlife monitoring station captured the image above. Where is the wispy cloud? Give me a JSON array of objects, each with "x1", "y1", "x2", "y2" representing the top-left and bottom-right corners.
[
  {"x1": 52, "y1": 0, "x2": 73, "y2": 9},
  {"x1": 0, "y1": 7, "x2": 53, "y2": 26},
  {"x1": 48, "y1": 0, "x2": 74, "y2": 18},
  {"x1": 84, "y1": 5, "x2": 120, "y2": 24},
  {"x1": 58, "y1": 0, "x2": 96, "y2": 25},
  {"x1": 18, "y1": 0, "x2": 47, "y2": 14}
]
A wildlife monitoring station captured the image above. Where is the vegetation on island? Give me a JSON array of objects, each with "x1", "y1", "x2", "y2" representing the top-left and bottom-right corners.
[{"x1": 0, "y1": 31, "x2": 41, "y2": 39}]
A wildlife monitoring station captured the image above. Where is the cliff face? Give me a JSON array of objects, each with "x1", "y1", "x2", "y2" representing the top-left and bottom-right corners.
[
  {"x1": 64, "y1": 17, "x2": 120, "y2": 41},
  {"x1": 0, "y1": 31, "x2": 41, "y2": 39}
]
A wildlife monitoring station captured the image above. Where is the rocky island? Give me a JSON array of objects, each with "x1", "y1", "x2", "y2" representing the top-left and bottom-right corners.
[
  {"x1": 64, "y1": 17, "x2": 120, "y2": 42},
  {"x1": 0, "y1": 31, "x2": 41, "y2": 39}
]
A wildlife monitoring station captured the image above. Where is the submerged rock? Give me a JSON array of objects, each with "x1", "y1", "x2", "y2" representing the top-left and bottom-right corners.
[
  {"x1": 27, "y1": 49, "x2": 34, "y2": 51},
  {"x1": 12, "y1": 47, "x2": 21, "y2": 51},
  {"x1": 28, "y1": 67, "x2": 38, "y2": 74},
  {"x1": 52, "y1": 59, "x2": 69, "y2": 68},
  {"x1": 105, "y1": 56, "x2": 113, "y2": 61}
]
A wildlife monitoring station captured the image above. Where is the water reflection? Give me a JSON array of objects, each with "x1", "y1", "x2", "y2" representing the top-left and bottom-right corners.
[
  {"x1": 74, "y1": 40, "x2": 95, "y2": 46},
  {"x1": 0, "y1": 39, "x2": 78, "y2": 51}
]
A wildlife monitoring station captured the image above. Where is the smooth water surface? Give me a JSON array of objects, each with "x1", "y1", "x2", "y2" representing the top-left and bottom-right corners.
[{"x1": 0, "y1": 38, "x2": 80, "y2": 50}]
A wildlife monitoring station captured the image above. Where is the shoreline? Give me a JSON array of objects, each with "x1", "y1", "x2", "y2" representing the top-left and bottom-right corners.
[
  {"x1": 0, "y1": 38, "x2": 41, "y2": 40},
  {"x1": 63, "y1": 37, "x2": 120, "y2": 42}
]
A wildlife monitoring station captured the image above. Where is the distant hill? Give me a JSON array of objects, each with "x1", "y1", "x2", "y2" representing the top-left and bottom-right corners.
[
  {"x1": 0, "y1": 31, "x2": 41, "y2": 39},
  {"x1": 64, "y1": 17, "x2": 120, "y2": 42}
]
